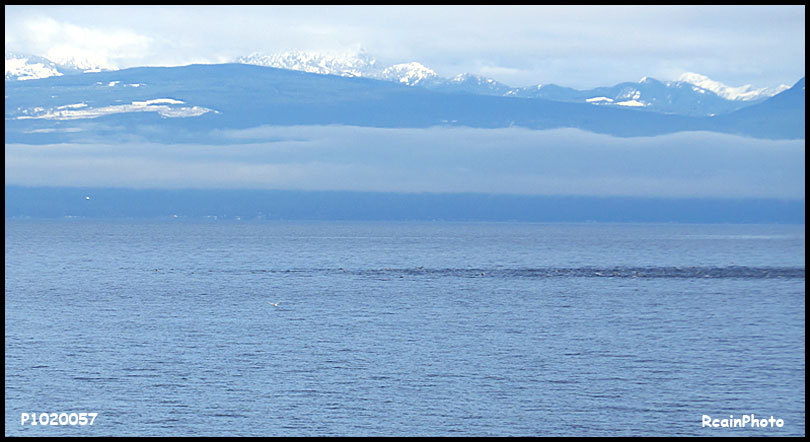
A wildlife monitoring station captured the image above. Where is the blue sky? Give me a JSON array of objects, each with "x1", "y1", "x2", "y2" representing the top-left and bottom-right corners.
[{"x1": 4, "y1": 5, "x2": 805, "y2": 89}]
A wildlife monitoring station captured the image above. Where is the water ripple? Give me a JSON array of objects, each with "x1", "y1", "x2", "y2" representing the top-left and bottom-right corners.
[{"x1": 185, "y1": 266, "x2": 804, "y2": 279}]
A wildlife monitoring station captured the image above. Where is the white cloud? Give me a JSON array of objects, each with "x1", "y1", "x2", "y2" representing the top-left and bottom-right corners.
[
  {"x1": 4, "y1": 5, "x2": 805, "y2": 89},
  {"x1": 6, "y1": 15, "x2": 152, "y2": 69}
]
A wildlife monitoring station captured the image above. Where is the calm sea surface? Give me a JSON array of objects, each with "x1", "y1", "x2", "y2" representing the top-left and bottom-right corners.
[{"x1": 5, "y1": 220, "x2": 805, "y2": 436}]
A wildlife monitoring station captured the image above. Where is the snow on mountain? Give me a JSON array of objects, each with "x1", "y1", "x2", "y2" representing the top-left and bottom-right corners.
[
  {"x1": 13, "y1": 98, "x2": 215, "y2": 121},
  {"x1": 6, "y1": 49, "x2": 798, "y2": 119},
  {"x1": 677, "y1": 72, "x2": 791, "y2": 101},
  {"x1": 237, "y1": 50, "x2": 518, "y2": 93},
  {"x1": 586, "y1": 96, "x2": 613, "y2": 103},
  {"x1": 50, "y1": 54, "x2": 115, "y2": 73},
  {"x1": 378, "y1": 62, "x2": 439, "y2": 85},
  {"x1": 440, "y1": 73, "x2": 512, "y2": 95},
  {"x1": 504, "y1": 76, "x2": 761, "y2": 116},
  {"x1": 5, "y1": 52, "x2": 112, "y2": 80},
  {"x1": 4, "y1": 63, "x2": 804, "y2": 143},
  {"x1": 5, "y1": 52, "x2": 65, "y2": 81},
  {"x1": 238, "y1": 50, "x2": 442, "y2": 86},
  {"x1": 234, "y1": 50, "x2": 793, "y2": 110},
  {"x1": 238, "y1": 50, "x2": 380, "y2": 78},
  {"x1": 235, "y1": 50, "x2": 793, "y2": 111}
]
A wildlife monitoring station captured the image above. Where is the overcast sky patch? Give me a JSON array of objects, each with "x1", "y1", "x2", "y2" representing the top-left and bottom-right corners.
[{"x1": 4, "y1": 5, "x2": 804, "y2": 89}]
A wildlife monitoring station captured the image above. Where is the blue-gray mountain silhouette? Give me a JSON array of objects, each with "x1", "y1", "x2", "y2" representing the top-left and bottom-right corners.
[{"x1": 4, "y1": 64, "x2": 804, "y2": 144}]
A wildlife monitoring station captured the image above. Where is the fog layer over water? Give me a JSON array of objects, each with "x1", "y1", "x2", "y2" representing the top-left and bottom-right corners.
[{"x1": 5, "y1": 127, "x2": 805, "y2": 198}]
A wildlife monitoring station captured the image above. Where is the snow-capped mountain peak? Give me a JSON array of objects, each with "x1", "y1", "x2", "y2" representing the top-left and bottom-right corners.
[
  {"x1": 677, "y1": 72, "x2": 791, "y2": 101},
  {"x1": 379, "y1": 62, "x2": 438, "y2": 85},
  {"x1": 5, "y1": 52, "x2": 64, "y2": 81},
  {"x1": 444, "y1": 73, "x2": 512, "y2": 95},
  {"x1": 237, "y1": 50, "x2": 442, "y2": 86},
  {"x1": 237, "y1": 50, "x2": 380, "y2": 78},
  {"x1": 49, "y1": 54, "x2": 114, "y2": 72},
  {"x1": 6, "y1": 51, "x2": 113, "y2": 80},
  {"x1": 450, "y1": 73, "x2": 495, "y2": 85}
]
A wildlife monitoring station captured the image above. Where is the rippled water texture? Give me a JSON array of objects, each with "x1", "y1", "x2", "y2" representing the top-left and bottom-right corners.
[{"x1": 5, "y1": 221, "x2": 806, "y2": 436}]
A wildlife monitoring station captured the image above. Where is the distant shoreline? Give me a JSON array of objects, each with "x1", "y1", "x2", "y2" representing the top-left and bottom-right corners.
[{"x1": 5, "y1": 186, "x2": 805, "y2": 224}]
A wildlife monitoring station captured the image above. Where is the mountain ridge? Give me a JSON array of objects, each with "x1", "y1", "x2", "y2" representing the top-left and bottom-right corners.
[
  {"x1": 4, "y1": 62, "x2": 804, "y2": 143},
  {"x1": 6, "y1": 50, "x2": 794, "y2": 117}
]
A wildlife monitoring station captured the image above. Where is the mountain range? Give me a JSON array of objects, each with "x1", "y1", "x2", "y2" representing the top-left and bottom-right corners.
[
  {"x1": 4, "y1": 53, "x2": 805, "y2": 144},
  {"x1": 7, "y1": 50, "x2": 792, "y2": 118},
  {"x1": 236, "y1": 51, "x2": 794, "y2": 118}
]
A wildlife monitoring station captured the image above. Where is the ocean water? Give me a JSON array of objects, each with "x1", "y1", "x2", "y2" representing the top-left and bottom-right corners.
[{"x1": 4, "y1": 220, "x2": 805, "y2": 436}]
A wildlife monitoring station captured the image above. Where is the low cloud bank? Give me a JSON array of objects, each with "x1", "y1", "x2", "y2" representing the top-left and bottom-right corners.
[{"x1": 5, "y1": 126, "x2": 805, "y2": 199}]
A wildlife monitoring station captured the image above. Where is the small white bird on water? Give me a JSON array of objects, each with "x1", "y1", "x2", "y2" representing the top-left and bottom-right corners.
[{"x1": 269, "y1": 302, "x2": 280, "y2": 307}]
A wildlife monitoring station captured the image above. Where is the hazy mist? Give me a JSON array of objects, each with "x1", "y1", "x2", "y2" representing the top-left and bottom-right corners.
[{"x1": 5, "y1": 126, "x2": 805, "y2": 199}]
